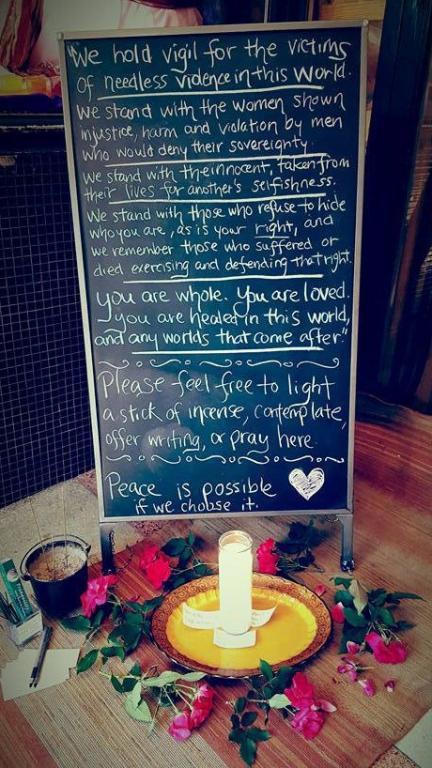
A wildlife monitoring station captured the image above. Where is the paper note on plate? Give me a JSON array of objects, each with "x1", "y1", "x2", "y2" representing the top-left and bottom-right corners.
[
  {"x1": 213, "y1": 628, "x2": 257, "y2": 648},
  {"x1": 182, "y1": 603, "x2": 276, "y2": 629}
]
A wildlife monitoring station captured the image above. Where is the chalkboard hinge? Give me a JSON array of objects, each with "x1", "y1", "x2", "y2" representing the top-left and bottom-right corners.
[
  {"x1": 338, "y1": 513, "x2": 354, "y2": 571},
  {"x1": 100, "y1": 524, "x2": 116, "y2": 574}
]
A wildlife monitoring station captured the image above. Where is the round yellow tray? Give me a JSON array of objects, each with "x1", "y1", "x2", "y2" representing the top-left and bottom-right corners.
[{"x1": 151, "y1": 574, "x2": 332, "y2": 679}]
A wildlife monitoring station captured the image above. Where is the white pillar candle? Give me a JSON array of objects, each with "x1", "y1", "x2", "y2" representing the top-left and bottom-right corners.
[{"x1": 218, "y1": 530, "x2": 252, "y2": 635}]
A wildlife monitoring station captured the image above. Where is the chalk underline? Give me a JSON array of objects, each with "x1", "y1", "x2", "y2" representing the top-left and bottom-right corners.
[
  {"x1": 123, "y1": 274, "x2": 323, "y2": 284},
  {"x1": 105, "y1": 152, "x2": 328, "y2": 168},
  {"x1": 97, "y1": 83, "x2": 324, "y2": 100},
  {"x1": 109, "y1": 192, "x2": 325, "y2": 205},
  {"x1": 131, "y1": 347, "x2": 322, "y2": 355}
]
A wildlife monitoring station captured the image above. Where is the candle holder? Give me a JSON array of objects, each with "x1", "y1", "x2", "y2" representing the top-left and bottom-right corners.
[{"x1": 218, "y1": 530, "x2": 253, "y2": 636}]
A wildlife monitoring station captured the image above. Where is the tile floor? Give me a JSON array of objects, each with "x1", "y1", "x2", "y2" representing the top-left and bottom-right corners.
[{"x1": 0, "y1": 479, "x2": 431, "y2": 768}]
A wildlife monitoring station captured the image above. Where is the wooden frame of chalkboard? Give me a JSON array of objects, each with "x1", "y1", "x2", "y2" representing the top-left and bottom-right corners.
[{"x1": 59, "y1": 21, "x2": 367, "y2": 573}]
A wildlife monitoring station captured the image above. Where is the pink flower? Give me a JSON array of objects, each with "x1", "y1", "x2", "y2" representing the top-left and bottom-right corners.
[
  {"x1": 284, "y1": 672, "x2": 315, "y2": 709},
  {"x1": 365, "y1": 632, "x2": 408, "y2": 664},
  {"x1": 139, "y1": 544, "x2": 160, "y2": 571},
  {"x1": 331, "y1": 602, "x2": 345, "y2": 623},
  {"x1": 256, "y1": 538, "x2": 279, "y2": 575},
  {"x1": 337, "y1": 658, "x2": 358, "y2": 682},
  {"x1": 168, "y1": 712, "x2": 192, "y2": 741},
  {"x1": 291, "y1": 707, "x2": 325, "y2": 740},
  {"x1": 193, "y1": 683, "x2": 214, "y2": 708},
  {"x1": 346, "y1": 641, "x2": 361, "y2": 655},
  {"x1": 189, "y1": 683, "x2": 215, "y2": 729},
  {"x1": 80, "y1": 575, "x2": 117, "y2": 618},
  {"x1": 385, "y1": 680, "x2": 396, "y2": 693},
  {"x1": 358, "y1": 678, "x2": 376, "y2": 697},
  {"x1": 314, "y1": 583, "x2": 327, "y2": 597},
  {"x1": 145, "y1": 554, "x2": 172, "y2": 590}
]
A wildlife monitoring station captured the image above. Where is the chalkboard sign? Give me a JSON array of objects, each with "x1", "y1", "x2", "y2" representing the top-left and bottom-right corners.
[{"x1": 59, "y1": 22, "x2": 366, "y2": 567}]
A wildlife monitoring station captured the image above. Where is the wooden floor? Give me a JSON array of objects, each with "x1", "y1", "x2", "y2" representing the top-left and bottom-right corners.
[{"x1": 0, "y1": 399, "x2": 431, "y2": 768}]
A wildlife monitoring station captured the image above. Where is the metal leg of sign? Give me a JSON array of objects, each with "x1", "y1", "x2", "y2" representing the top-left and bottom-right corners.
[
  {"x1": 339, "y1": 514, "x2": 355, "y2": 572},
  {"x1": 100, "y1": 524, "x2": 116, "y2": 574}
]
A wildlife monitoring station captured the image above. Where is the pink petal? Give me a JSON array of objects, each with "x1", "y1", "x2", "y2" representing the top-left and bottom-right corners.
[
  {"x1": 316, "y1": 698, "x2": 337, "y2": 713},
  {"x1": 314, "y1": 583, "x2": 327, "y2": 597},
  {"x1": 331, "y1": 602, "x2": 345, "y2": 623},
  {"x1": 346, "y1": 641, "x2": 361, "y2": 655},
  {"x1": 385, "y1": 680, "x2": 396, "y2": 693},
  {"x1": 337, "y1": 663, "x2": 350, "y2": 674},
  {"x1": 358, "y1": 678, "x2": 376, "y2": 697},
  {"x1": 347, "y1": 668, "x2": 358, "y2": 682}
]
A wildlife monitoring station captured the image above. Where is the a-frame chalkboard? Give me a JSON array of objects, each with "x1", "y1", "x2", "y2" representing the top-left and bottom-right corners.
[{"x1": 59, "y1": 22, "x2": 367, "y2": 572}]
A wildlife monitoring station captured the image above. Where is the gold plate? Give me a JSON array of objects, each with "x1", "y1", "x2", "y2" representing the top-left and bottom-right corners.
[{"x1": 151, "y1": 574, "x2": 332, "y2": 679}]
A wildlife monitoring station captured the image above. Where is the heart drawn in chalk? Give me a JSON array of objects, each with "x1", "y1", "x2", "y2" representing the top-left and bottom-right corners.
[{"x1": 288, "y1": 468, "x2": 325, "y2": 501}]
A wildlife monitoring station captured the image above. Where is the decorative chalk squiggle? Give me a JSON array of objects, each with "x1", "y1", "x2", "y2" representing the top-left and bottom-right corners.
[
  {"x1": 99, "y1": 359, "x2": 129, "y2": 369},
  {"x1": 324, "y1": 457, "x2": 345, "y2": 463},
  {"x1": 199, "y1": 359, "x2": 232, "y2": 368},
  {"x1": 151, "y1": 455, "x2": 181, "y2": 464},
  {"x1": 149, "y1": 359, "x2": 181, "y2": 368},
  {"x1": 283, "y1": 455, "x2": 314, "y2": 462},
  {"x1": 194, "y1": 455, "x2": 227, "y2": 463},
  {"x1": 246, "y1": 359, "x2": 282, "y2": 367},
  {"x1": 297, "y1": 357, "x2": 340, "y2": 369},
  {"x1": 106, "y1": 455, "x2": 131, "y2": 462},
  {"x1": 238, "y1": 455, "x2": 270, "y2": 465}
]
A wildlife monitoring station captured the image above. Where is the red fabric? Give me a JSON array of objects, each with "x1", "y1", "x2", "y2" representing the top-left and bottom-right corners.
[{"x1": 0, "y1": 0, "x2": 43, "y2": 72}]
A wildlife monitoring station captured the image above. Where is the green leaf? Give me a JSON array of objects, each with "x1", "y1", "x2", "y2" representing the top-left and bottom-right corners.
[
  {"x1": 231, "y1": 714, "x2": 240, "y2": 729},
  {"x1": 377, "y1": 607, "x2": 396, "y2": 627},
  {"x1": 332, "y1": 576, "x2": 353, "y2": 588},
  {"x1": 259, "y1": 659, "x2": 273, "y2": 681},
  {"x1": 234, "y1": 697, "x2": 247, "y2": 714},
  {"x1": 129, "y1": 662, "x2": 142, "y2": 677},
  {"x1": 169, "y1": 576, "x2": 187, "y2": 589},
  {"x1": 128, "y1": 681, "x2": 142, "y2": 708},
  {"x1": 180, "y1": 671, "x2": 206, "y2": 682},
  {"x1": 368, "y1": 588, "x2": 388, "y2": 606},
  {"x1": 247, "y1": 727, "x2": 271, "y2": 742},
  {"x1": 122, "y1": 677, "x2": 138, "y2": 692},
  {"x1": 334, "y1": 590, "x2": 354, "y2": 606},
  {"x1": 107, "y1": 627, "x2": 123, "y2": 643},
  {"x1": 348, "y1": 580, "x2": 369, "y2": 614},
  {"x1": 186, "y1": 532, "x2": 196, "y2": 546},
  {"x1": 394, "y1": 620, "x2": 415, "y2": 633},
  {"x1": 268, "y1": 693, "x2": 290, "y2": 709},
  {"x1": 61, "y1": 615, "x2": 91, "y2": 632},
  {"x1": 162, "y1": 538, "x2": 187, "y2": 556},
  {"x1": 142, "y1": 671, "x2": 181, "y2": 687},
  {"x1": 101, "y1": 645, "x2": 126, "y2": 660},
  {"x1": 76, "y1": 649, "x2": 99, "y2": 674},
  {"x1": 111, "y1": 604, "x2": 123, "y2": 622},
  {"x1": 125, "y1": 601, "x2": 146, "y2": 612},
  {"x1": 241, "y1": 712, "x2": 257, "y2": 727},
  {"x1": 91, "y1": 607, "x2": 106, "y2": 629},
  {"x1": 343, "y1": 607, "x2": 368, "y2": 627},
  {"x1": 124, "y1": 697, "x2": 152, "y2": 722},
  {"x1": 387, "y1": 592, "x2": 423, "y2": 601},
  {"x1": 240, "y1": 737, "x2": 257, "y2": 767},
  {"x1": 273, "y1": 666, "x2": 293, "y2": 692},
  {"x1": 124, "y1": 611, "x2": 145, "y2": 626},
  {"x1": 111, "y1": 675, "x2": 124, "y2": 693},
  {"x1": 229, "y1": 728, "x2": 245, "y2": 745},
  {"x1": 120, "y1": 624, "x2": 142, "y2": 650},
  {"x1": 141, "y1": 596, "x2": 164, "y2": 612}
]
